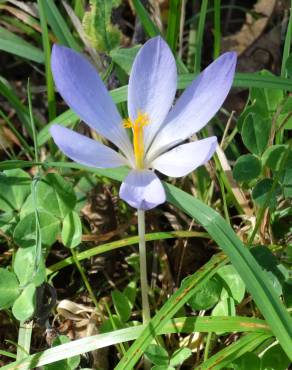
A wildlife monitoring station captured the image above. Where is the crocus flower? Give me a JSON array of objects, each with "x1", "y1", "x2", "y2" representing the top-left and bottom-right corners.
[{"x1": 50, "y1": 37, "x2": 236, "y2": 210}]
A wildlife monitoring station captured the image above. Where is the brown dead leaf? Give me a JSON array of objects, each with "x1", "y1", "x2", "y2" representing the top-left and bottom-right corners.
[
  {"x1": 81, "y1": 184, "x2": 118, "y2": 234},
  {"x1": 222, "y1": 0, "x2": 276, "y2": 56},
  {"x1": 0, "y1": 126, "x2": 20, "y2": 149},
  {"x1": 56, "y1": 299, "x2": 109, "y2": 369}
]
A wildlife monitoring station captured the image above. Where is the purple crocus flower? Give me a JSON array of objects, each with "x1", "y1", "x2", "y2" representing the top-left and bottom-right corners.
[{"x1": 50, "y1": 37, "x2": 236, "y2": 210}]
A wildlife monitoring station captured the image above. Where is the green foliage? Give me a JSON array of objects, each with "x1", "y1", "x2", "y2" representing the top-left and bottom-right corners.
[
  {"x1": 283, "y1": 280, "x2": 292, "y2": 308},
  {"x1": 61, "y1": 211, "x2": 82, "y2": 248},
  {"x1": 35, "y1": 173, "x2": 76, "y2": 219},
  {"x1": 232, "y1": 344, "x2": 290, "y2": 370},
  {"x1": 145, "y1": 344, "x2": 169, "y2": 366},
  {"x1": 233, "y1": 154, "x2": 262, "y2": 182},
  {"x1": 110, "y1": 45, "x2": 141, "y2": 74},
  {"x1": 100, "y1": 282, "x2": 138, "y2": 333},
  {"x1": 0, "y1": 269, "x2": 20, "y2": 309},
  {"x1": 1, "y1": 2, "x2": 292, "y2": 368},
  {"x1": 14, "y1": 246, "x2": 46, "y2": 287},
  {"x1": 252, "y1": 179, "x2": 280, "y2": 209},
  {"x1": 231, "y1": 352, "x2": 261, "y2": 370},
  {"x1": 188, "y1": 277, "x2": 221, "y2": 310},
  {"x1": 82, "y1": 0, "x2": 121, "y2": 52},
  {"x1": 145, "y1": 344, "x2": 191, "y2": 369},
  {"x1": 0, "y1": 169, "x2": 31, "y2": 212},
  {"x1": 131, "y1": 0, "x2": 161, "y2": 38},
  {"x1": 169, "y1": 348, "x2": 192, "y2": 367},
  {"x1": 212, "y1": 297, "x2": 236, "y2": 317},
  {"x1": 123, "y1": 281, "x2": 137, "y2": 309},
  {"x1": 187, "y1": 264, "x2": 245, "y2": 312},
  {"x1": 0, "y1": 26, "x2": 44, "y2": 63},
  {"x1": 0, "y1": 169, "x2": 79, "y2": 322},
  {"x1": 112, "y1": 290, "x2": 132, "y2": 323},
  {"x1": 261, "y1": 344, "x2": 291, "y2": 370},
  {"x1": 282, "y1": 167, "x2": 292, "y2": 198},
  {"x1": 12, "y1": 283, "x2": 36, "y2": 321},
  {"x1": 262, "y1": 145, "x2": 288, "y2": 171},
  {"x1": 233, "y1": 72, "x2": 292, "y2": 234},
  {"x1": 44, "y1": 335, "x2": 80, "y2": 370},
  {"x1": 41, "y1": 0, "x2": 80, "y2": 51},
  {"x1": 251, "y1": 246, "x2": 289, "y2": 297},
  {"x1": 242, "y1": 113, "x2": 271, "y2": 155},
  {"x1": 14, "y1": 211, "x2": 60, "y2": 248},
  {"x1": 217, "y1": 265, "x2": 245, "y2": 304}
]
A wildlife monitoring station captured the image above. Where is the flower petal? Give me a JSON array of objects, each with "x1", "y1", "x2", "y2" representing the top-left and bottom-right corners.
[
  {"x1": 119, "y1": 169, "x2": 166, "y2": 210},
  {"x1": 147, "y1": 52, "x2": 236, "y2": 161},
  {"x1": 150, "y1": 137, "x2": 217, "y2": 177},
  {"x1": 51, "y1": 45, "x2": 133, "y2": 162},
  {"x1": 128, "y1": 36, "x2": 177, "y2": 151},
  {"x1": 50, "y1": 125, "x2": 128, "y2": 168}
]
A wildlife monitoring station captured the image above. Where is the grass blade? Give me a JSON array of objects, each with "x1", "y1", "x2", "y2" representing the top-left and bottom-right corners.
[
  {"x1": 116, "y1": 253, "x2": 227, "y2": 369},
  {"x1": 37, "y1": 0, "x2": 56, "y2": 121},
  {"x1": 37, "y1": 110, "x2": 79, "y2": 146},
  {"x1": 131, "y1": 0, "x2": 161, "y2": 38},
  {"x1": 198, "y1": 332, "x2": 272, "y2": 369},
  {"x1": 213, "y1": 0, "x2": 221, "y2": 59},
  {"x1": 194, "y1": 0, "x2": 208, "y2": 72},
  {"x1": 46, "y1": 230, "x2": 209, "y2": 275},
  {"x1": 14, "y1": 159, "x2": 292, "y2": 363},
  {"x1": 166, "y1": 0, "x2": 181, "y2": 52},
  {"x1": 46, "y1": 161, "x2": 292, "y2": 362},
  {"x1": 281, "y1": 1, "x2": 292, "y2": 77},
  {"x1": 164, "y1": 183, "x2": 292, "y2": 361},
  {"x1": 110, "y1": 72, "x2": 292, "y2": 105},
  {"x1": 0, "y1": 26, "x2": 44, "y2": 63},
  {"x1": 178, "y1": 72, "x2": 292, "y2": 91},
  {"x1": 0, "y1": 160, "x2": 37, "y2": 170},
  {"x1": 36, "y1": 70, "x2": 292, "y2": 144},
  {"x1": 42, "y1": 0, "x2": 80, "y2": 50},
  {"x1": 0, "y1": 4, "x2": 44, "y2": 37},
  {"x1": 1, "y1": 316, "x2": 270, "y2": 370},
  {"x1": 0, "y1": 78, "x2": 33, "y2": 137}
]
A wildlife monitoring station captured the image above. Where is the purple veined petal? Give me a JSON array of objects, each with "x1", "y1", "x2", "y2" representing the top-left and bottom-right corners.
[
  {"x1": 150, "y1": 136, "x2": 217, "y2": 177},
  {"x1": 50, "y1": 125, "x2": 128, "y2": 168},
  {"x1": 51, "y1": 45, "x2": 134, "y2": 164},
  {"x1": 147, "y1": 52, "x2": 237, "y2": 162},
  {"x1": 127, "y1": 36, "x2": 177, "y2": 152},
  {"x1": 119, "y1": 169, "x2": 166, "y2": 210}
]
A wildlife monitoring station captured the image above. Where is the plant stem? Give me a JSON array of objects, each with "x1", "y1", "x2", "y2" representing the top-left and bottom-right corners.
[
  {"x1": 281, "y1": 0, "x2": 292, "y2": 78},
  {"x1": 194, "y1": 0, "x2": 208, "y2": 73},
  {"x1": 71, "y1": 248, "x2": 102, "y2": 315},
  {"x1": 203, "y1": 332, "x2": 213, "y2": 361},
  {"x1": 137, "y1": 209, "x2": 151, "y2": 324},
  {"x1": 213, "y1": 0, "x2": 221, "y2": 59},
  {"x1": 17, "y1": 321, "x2": 33, "y2": 361}
]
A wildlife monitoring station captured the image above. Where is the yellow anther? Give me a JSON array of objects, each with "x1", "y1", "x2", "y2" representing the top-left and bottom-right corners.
[
  {"x1": 122, "y1": 117, "x2": 133, "y2": 129},
  {"x1": 123, "y1": 111, "x2": 150, "y2": 169}
]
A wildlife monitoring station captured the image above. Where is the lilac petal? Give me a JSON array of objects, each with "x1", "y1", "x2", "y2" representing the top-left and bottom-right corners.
[
  {"x1": 128, "y1": 36, "x2": 177, "y2": 151},
  {"x1": 147, "y1": 52, "x2": 237, "y2": 161},
  {"x1": 50, "y1": 125, "x2": 128, "y2": 168},
  {"x1": 119, "y1": 169, "x2": 166, "y2": 210},
  {"x1": 150, "y1": 137, "x2": 217, "y2": 177},
  {"x1": 51, "y1": 45, "x2": 133, "y2": 163}
]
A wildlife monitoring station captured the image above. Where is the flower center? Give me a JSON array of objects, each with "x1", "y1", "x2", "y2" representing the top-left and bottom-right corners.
[{"x1": 123, "y1": 111, "x2": 150, "y2": 169}]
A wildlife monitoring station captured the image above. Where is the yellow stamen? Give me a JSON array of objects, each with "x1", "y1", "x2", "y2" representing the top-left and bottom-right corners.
[{"x1": 123, "y1": 111, "x2": 150, "y2": 169}]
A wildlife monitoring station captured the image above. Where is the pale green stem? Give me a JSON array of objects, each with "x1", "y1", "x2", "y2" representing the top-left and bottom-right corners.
[
  {"x1": 17, "y1": 321, "x2": 33, "y2": 361},
  {"x1": 137, "y1": 209, "x2": 151, "y2": 324}
]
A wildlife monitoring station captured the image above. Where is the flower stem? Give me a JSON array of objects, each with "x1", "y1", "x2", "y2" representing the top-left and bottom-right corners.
[{"x1": 137, "y1": 209, "x2": 151, "y2": 324}]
